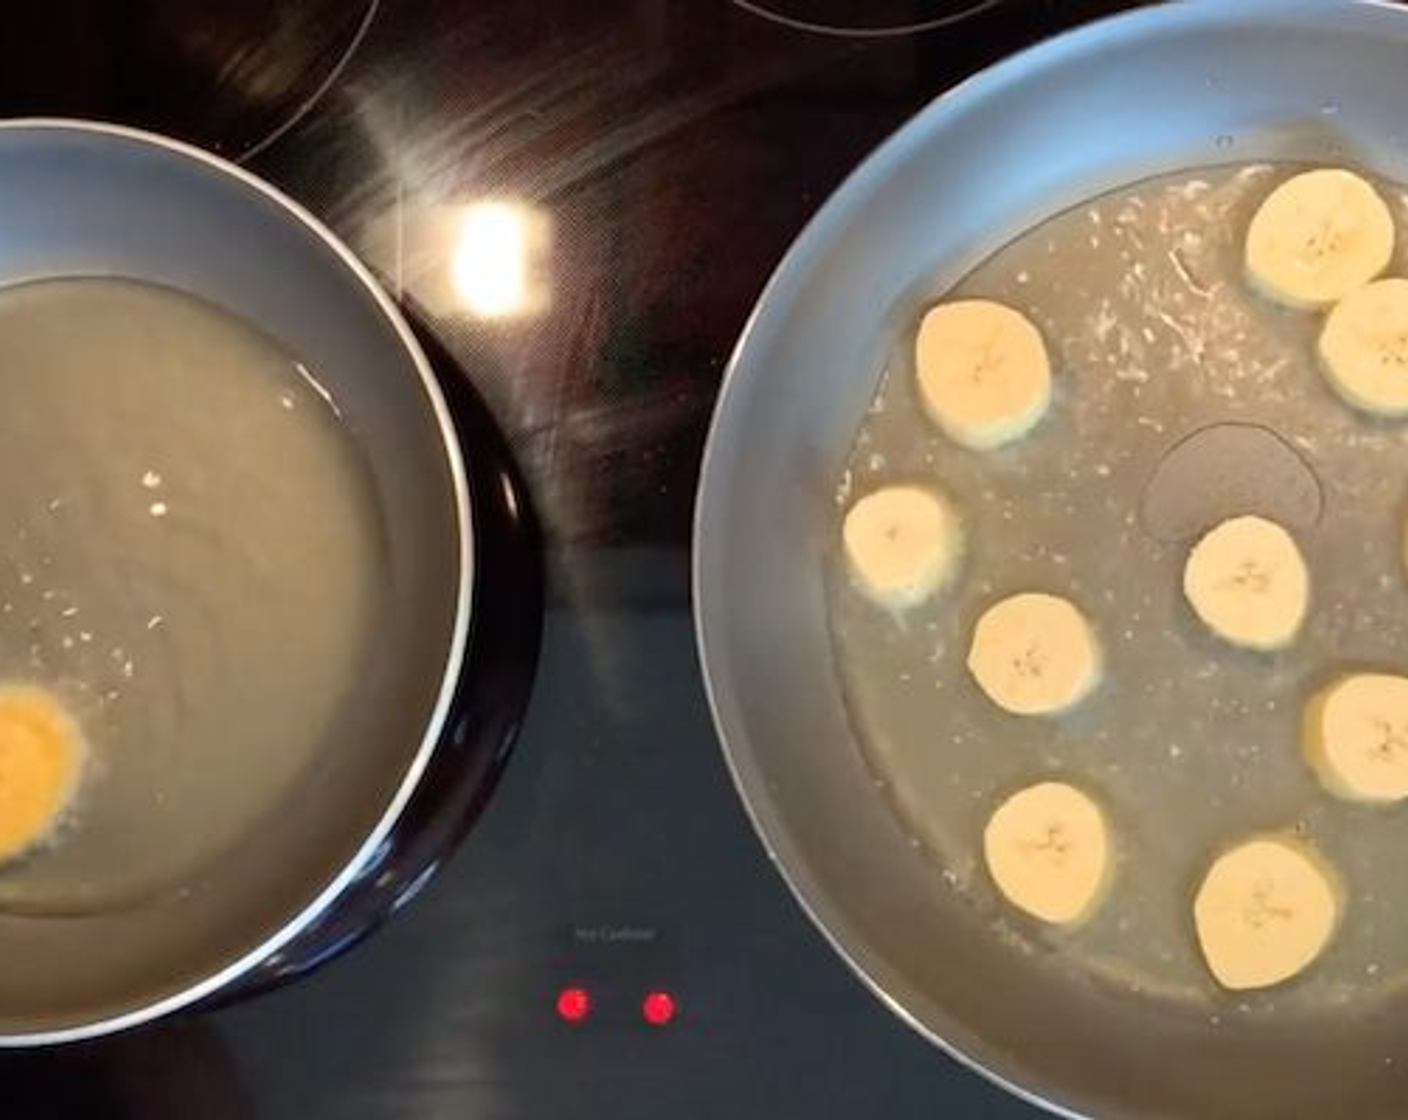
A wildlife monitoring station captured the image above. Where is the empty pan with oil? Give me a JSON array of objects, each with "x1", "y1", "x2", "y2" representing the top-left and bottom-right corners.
[{"x1": 0, "y1": 121, "x2": 470, "y2": 1043}]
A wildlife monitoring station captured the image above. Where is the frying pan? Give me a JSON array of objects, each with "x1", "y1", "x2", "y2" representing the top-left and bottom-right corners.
[
  {"x1": 694, "y1": 3, "x2": 1408, "y2": 1117},
  {"x1": 0, "y1": 121, "x2": 470, "y2": 1044}
]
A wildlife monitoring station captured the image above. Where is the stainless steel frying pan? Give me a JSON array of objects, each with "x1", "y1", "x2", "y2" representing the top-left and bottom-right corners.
[
  {"x1": 0, "y1": 122, "x2": 470, "y2": 1044},
  {"x1": 695, "y1": 3, "x2": 1408, "y2": 1117}
]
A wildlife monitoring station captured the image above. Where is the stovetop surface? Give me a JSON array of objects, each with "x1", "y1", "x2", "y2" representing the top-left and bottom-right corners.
[{"x1": 4, "y1": 2, "x2": 1164, "y2": 1116}]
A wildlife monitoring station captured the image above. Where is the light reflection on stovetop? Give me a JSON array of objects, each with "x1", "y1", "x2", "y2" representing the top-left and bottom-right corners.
[{"x1": 254, "y1": 0, "x2": 1156, "y2": 577}]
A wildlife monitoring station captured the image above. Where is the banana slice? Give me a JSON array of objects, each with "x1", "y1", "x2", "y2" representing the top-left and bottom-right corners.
[
  {"x1": 1245, "y1": 168, "x2": 1394, "y2": 309},
  {"x1": 1318, "y1": 278, "x2": 1408, "y2": 417},
  {"x1": 1193, "y1": 835, "x2": 1342, "y2": 991},
  {"x1": 966, "y1": 592, "x2": 1101, "y2": 716},
  {"x1": 1182, "y1": 515, "x2": 1309, "y2": 651},
  {"x1": 842, "y1": 485, "x2": 962, "y2": 609},
  {"x1": 914, "y1": 299, "x2": 1051, "y2": 450},
  {"x1": 983, "y1": 781, "x2": 1112, "y2": 926},
  {"x1": 1303, "y1": 673, "x2": 1408, "y2": 803}
]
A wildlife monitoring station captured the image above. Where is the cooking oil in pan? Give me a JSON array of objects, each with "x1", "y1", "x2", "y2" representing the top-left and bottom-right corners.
[
  {"x1": 829, "y1": 162, "x2": 1408, "y2": 1012},
  {"x1": 0, "y1": 278, "x2": 385, "y2": 915}
]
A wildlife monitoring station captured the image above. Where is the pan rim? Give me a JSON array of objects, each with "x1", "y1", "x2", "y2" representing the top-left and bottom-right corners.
[
  {"x1": 0, "y1": 117, "x2": 475, "y2": 1046},
  {"x1": 692, "y1": 1, "x2": 1408, "y2": 1117}
]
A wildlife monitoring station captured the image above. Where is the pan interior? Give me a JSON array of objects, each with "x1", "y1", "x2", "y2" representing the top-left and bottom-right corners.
[
  {"x1": 0, "y1": 125, "x2": 466, "y2": 1038},
  {"x1": 696, "y1": 3, "x2": 1408, "y2": 1118},
  {"x1": 830, "y1": 160, "x2": 1408, "y2": 1012},
  {"x1": 0, "y1": 277, "x2": 385, "y2": 918}
]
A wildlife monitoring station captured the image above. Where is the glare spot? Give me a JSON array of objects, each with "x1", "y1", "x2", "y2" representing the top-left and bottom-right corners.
[{"x1": 450, "y1": 201, "x2": 544, "y2": 319}]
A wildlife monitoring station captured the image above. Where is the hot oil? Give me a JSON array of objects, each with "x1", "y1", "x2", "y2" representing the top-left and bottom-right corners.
[
  {"x1": 829, "y1": 162, "x2": 1408, "y2": 1013},
  {"x1": 0, "y1": 278, "x2": 385, "y2": 914}
]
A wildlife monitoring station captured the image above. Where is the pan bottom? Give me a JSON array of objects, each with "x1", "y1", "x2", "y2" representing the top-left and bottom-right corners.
[
  {"x1": 830, "y1": 159, "x2": 1408, "y2": 1017},
  {"x1": 0, "y1": 276, "x2": 386, "y2": 919}
]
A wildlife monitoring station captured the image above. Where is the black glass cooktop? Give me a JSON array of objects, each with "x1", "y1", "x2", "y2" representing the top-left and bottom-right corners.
[
  {"x1": 0, "y1": 1, "x2": 377, "y2": 159},
  {"x1": 4, "y1": 2, "x2": 1160, "y2": 1116}
]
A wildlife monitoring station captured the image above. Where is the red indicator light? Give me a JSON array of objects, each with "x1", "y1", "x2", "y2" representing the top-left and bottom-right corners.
[
  {"x1": 556, "y1": 987, "x2": 591, "y2": 1023},
  {"x1": 641, "y1": 990, "x2": 677, "y2": 1026}
]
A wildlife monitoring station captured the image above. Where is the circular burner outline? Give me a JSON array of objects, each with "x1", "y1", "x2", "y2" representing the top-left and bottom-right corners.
[
  {"x1": 730, "y1": 0, "x2": 1003, "y2": 39},
  {"x1": 237, "y1": 0, "x2": 380, "y2": 161}
]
